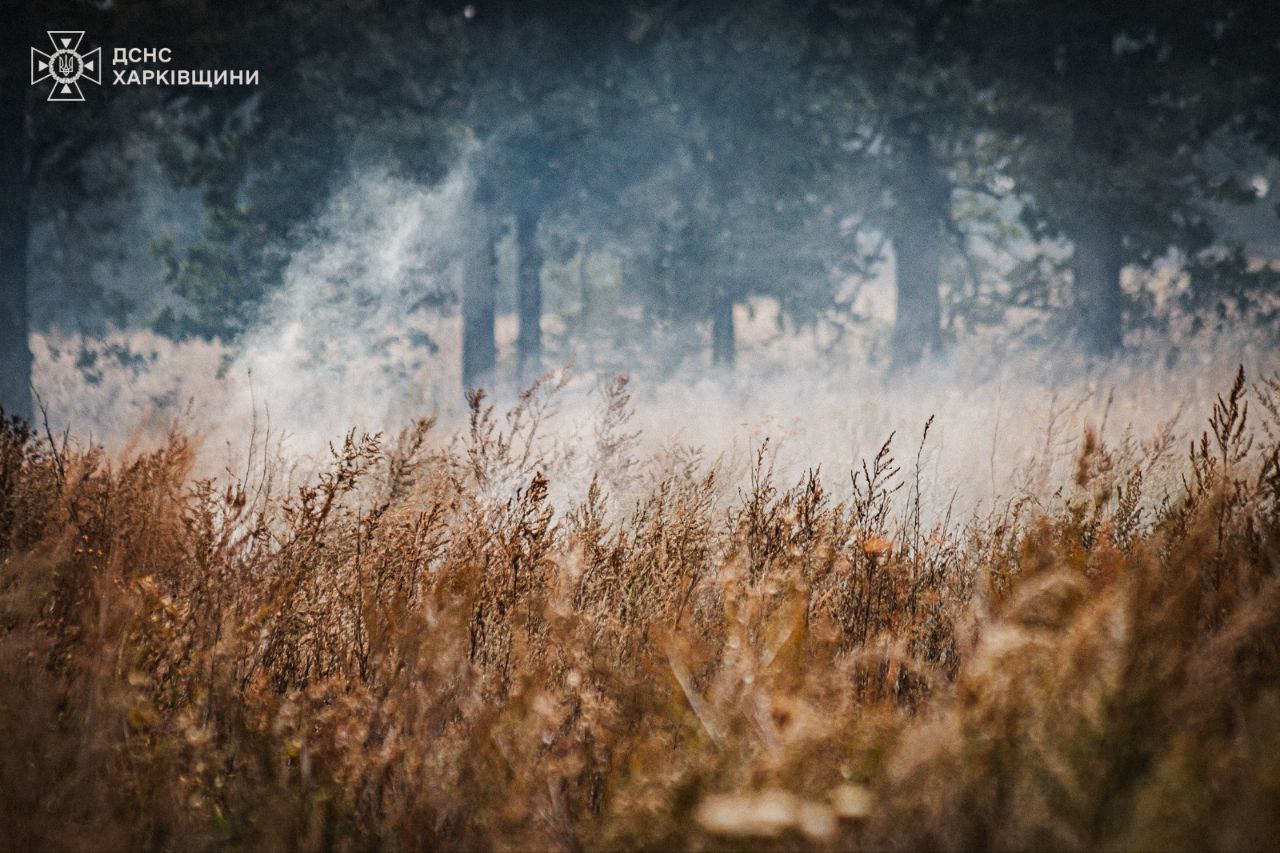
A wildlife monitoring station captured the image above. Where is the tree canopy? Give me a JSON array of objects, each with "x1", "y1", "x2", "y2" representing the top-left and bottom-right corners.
[{"x1": 3, "y1": 0, "x2": 1278, "y2": 415}]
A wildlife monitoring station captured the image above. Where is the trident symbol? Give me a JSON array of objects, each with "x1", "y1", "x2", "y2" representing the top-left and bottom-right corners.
[{"x1": 31, "y1": 31, "x2": 101, "y2": 102}]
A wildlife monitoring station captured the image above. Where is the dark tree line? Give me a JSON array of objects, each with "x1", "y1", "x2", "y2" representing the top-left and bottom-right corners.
[
  {"x1": 2, "y1": 0, "x2": 1279, "y2": 415},
  {"x1": 0, "y1": 2, "x2": 33, "y2": 420}
]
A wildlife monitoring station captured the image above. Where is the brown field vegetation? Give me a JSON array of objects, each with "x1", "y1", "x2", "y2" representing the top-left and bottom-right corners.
[{"x1": 3, "y1": 368, "x2": 1280, "y2": 851}]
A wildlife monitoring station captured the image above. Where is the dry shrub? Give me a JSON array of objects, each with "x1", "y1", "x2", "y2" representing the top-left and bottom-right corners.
[{"x1": 2, "y1": 367, "x2": 1280, "y2": 851}]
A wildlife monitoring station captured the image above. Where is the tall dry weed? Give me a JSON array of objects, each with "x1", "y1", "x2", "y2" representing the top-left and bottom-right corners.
[{"x1": 2, "y1": 367, "x2": 1280, "y2": 850}]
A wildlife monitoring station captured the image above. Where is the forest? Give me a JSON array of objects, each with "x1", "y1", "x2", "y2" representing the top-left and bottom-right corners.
[{"x1": 2, "y1": 1, "x2": 1280, "y2": 850}]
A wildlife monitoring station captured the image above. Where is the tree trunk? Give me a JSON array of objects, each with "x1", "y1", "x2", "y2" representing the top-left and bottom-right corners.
[
  {"x1": 889, "y1": 131, "x2": 946, "y2": 366},
  {"x1": 891, "y1": 225, "x2": 943, "y2": 365},
  {"x1": 711, "y1": 288, "x2": 735, "y2": 367},
  {"x1": 1071, "y1": 208, "x2": 1125, "y2": 357},
  {"x1": 515, "y1": 206, "x2": 542, "y2": 386},
  {"x1": 461, "y1": 195, "x2": 497, "y2": 393},
  {"x1": 0, "y1": 2, "x2": 33, "y2": 421},
  {"x1": 1065, "y1": 93, "x2": 1126, "y2": 358}
]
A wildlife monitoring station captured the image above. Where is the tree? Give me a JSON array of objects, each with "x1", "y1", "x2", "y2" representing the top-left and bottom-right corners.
[
  {"x1": 461, "y1": 176, "x2": 497, "y2": 391},
  {"x1": 158, "y1": 0, "x2": 634, "y2": 392},
  {"x1": 462, "y1": 2, "x2": 628, "y2": 386},
  {"x1": 975, "y1": 0, "x2": 1280, "y2": 354},
  {"x1": 156, "y1": 2, "x2": 466, "y2": 340},
  {"x1": 1, "y1": 0, "x2": 138, "y2": 420},
  {"x1": 515, "y1": 204, "x2": 542, "y2": 383},
  {"x1": 884, "y1": 126, "x2": 949, "y2": 362},
  {"x1": 811, "y1": 0, "x2": 993, "y2": 365},
  {"x1": 613, "y1": 2, "x2": 842, "y2": 369},
  {"x1": 0, "y1": 1, "x2": 33, "y2": 419}
]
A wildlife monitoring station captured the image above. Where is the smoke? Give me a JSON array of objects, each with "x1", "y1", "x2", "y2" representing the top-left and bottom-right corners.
[
  {"x1": 224, "y1": 165, "x2": 472, "y2": 453},
  {"x1": 29, "y1": 161, "x2": 478, "y2": 462},
  {"x1": 29, "y1": 158, "x2": 1280, "y2": 525}
]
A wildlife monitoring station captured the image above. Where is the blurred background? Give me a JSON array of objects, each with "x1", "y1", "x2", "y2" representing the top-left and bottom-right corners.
[{"x1": 1, "y1": 0, "x2": 1278, "y2": 449}]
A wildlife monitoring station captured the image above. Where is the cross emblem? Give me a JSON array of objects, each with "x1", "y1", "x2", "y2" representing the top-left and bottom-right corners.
[{"x1": 31, "y1": 31, "x2": 102, "y2": 102}]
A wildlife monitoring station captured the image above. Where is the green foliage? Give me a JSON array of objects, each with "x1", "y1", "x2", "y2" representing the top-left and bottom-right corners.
[
  {"x1": 152, "y1": 1, "x2": 467, "y2": 339},
  {"x1": 18, "y1": 0, "x2": 1280, "y2": 360}
]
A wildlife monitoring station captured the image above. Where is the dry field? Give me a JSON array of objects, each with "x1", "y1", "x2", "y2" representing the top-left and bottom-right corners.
[{"x1": 3, "y1": 364, "x2": 1280, "y2": 851}]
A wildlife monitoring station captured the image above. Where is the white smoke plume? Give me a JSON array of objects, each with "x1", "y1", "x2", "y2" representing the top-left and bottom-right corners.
[{"x1": 29, "y1": 162, "x2": 1280, "y2": 525}]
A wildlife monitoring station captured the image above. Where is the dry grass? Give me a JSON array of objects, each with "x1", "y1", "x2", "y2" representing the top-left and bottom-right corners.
[{"x1": 3, "y1": 367, "x2": 1280, "y2": 851}]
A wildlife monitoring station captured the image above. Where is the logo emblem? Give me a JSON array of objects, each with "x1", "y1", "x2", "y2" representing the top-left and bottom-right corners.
[{"x1": 31, "y1": 31, "x2": 101, "y2": 102}]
